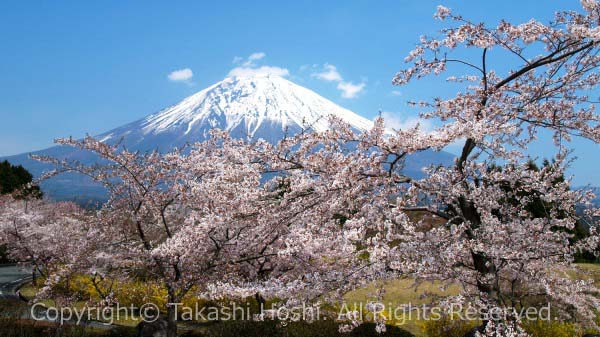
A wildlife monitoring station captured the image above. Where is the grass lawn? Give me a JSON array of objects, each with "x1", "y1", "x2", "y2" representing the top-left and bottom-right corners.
[
  {"x1": 575, "y1": 263, "x2": 600, "y2": 286},
  {"x1": 343, "y1": 278, "x2": 461, "y2": 336},
  {"x1": 18, "y1": 283, "x2": 38, "y2": 299}
]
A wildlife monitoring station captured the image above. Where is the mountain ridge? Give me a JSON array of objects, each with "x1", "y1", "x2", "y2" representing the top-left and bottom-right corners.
[{"x1": 2, "y1": 75, "x2": 454, "y2": 203}]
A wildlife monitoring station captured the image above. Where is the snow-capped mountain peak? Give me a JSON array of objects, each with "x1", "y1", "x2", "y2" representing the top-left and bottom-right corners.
[
  {"x1": 124, "y1": 75, "x2": 372, "y2": 142},
  {"x1": 98, "y1": 75, "x2": 372, "y2": 149}
]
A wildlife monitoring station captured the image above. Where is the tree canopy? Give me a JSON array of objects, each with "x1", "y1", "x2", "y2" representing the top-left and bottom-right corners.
[{"x1": 0, "y1": 160, "x2": 42, "y2": 199}]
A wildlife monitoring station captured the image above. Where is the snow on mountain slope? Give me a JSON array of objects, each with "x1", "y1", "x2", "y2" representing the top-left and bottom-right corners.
[
  {"x1": 2, "y1": 74, "x2": 453, "y2": 203},
  {"x1": 98, "y1": 75, "x2": 373, "y2": 149}
]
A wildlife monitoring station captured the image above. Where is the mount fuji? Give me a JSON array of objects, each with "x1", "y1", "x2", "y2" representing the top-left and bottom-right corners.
[
  {"x1": 96, "y1": 75, "x2": 374, "y2": 150},
  {"x1": 3, "y1": 75, "x2": 453, "y2": 203}
]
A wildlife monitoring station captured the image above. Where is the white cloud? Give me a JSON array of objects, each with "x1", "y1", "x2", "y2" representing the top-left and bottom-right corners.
[
  {"x1": 312, "y1": 64, "x2": 342, "y2": 82},
  {"x1": 337, "y1": 81, "x2": 365, "y2": 99},
  {"x1": 228, "y1": 65, "x2": 289, "y2": 77},
  {"x1": 234, "y1": 52, "x2": 268, "y2": 67},
  {"x1": 248, "y1": 52, "x2": 266, "y2": 61},
  {"x1": 380, "y1": 111, "x2": 433, "y2": 131},
  {"x1": 228, "y1": 52, "x2": 289, "y2": 78},
  {"x1": 311, "y1": 64, "x2": 365, "y2": 99},
  {"x1": 299, "y1": 64, "x2": 317, "y2": 71},
  {"x1": 168, "y1": 68, "x2": 193, "y2": 82},
  {"x1": 391, "y1": 90, "x2": 402, "y2": 96}
]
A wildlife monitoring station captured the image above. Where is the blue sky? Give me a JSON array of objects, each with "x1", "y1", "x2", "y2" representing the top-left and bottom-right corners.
[{"x1": 0, "y1": 1, "x2": 597, "y2": 185}]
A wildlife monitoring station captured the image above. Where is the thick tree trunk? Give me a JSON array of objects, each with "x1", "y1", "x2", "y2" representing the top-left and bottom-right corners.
[
  {"x1": 471, "y1": 251, "x2": 500, "y2": 304},
  {"x1": 166, "y1": 304, "x2": 177, "y2": 337},
  {"x1": 459, "y1": 197, "x2": 501, "y2": 305},
  {"x1": 456, "y1": 178, "x2": 502, "y2": 337},
  {"x1": 255, "y1": 292, "x2": 266, "y2": 316}
]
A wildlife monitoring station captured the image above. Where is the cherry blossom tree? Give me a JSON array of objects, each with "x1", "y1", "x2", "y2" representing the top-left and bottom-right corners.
[
  {"x1": 32, "y1": 136, "x2": 261, "y2": 337},
  {"x1": 272, "y1": 1, "x2": 600, "y2": 334},
  {"x1": 228, "y1": 1, "x2": 600, "y2": 334},
  {"x1": 392, "y1": 0, "x2": 600, "y2": 328},
  {"x1": 0, "y1": 196, "x2": 83, "y2": 286},
  {"x1": 32, "y1": 133, "x2": 377, "y2": 337}
]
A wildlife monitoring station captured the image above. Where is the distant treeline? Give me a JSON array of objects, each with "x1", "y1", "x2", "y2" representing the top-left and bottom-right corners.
[{"x1": 0, "y1": 160, "x2": 42, "y2": 199}]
